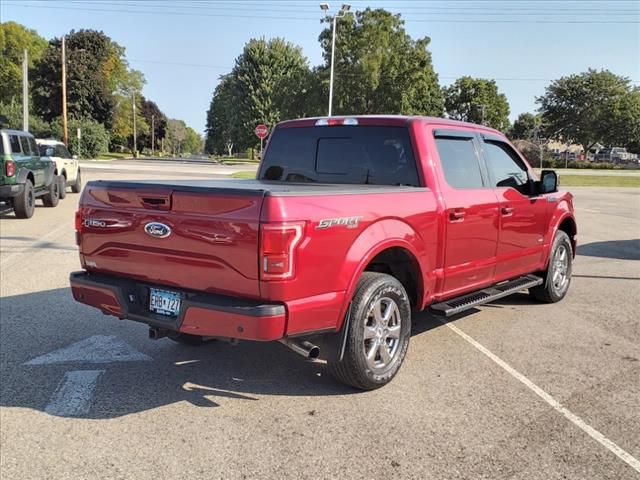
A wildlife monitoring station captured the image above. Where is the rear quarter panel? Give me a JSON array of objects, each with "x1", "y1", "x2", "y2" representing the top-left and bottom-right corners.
[{"x1": 261, "y1": 189, "x2": 439, "y2": 334}]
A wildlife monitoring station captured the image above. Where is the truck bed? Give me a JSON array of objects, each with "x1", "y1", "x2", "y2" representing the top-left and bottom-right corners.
[{"x1": 86, "y1": 179, "x2": 425, "y2": 196}]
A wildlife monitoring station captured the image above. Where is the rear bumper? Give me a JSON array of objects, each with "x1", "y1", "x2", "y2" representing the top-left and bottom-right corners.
[
  {"x1": 0, "y1": 183, "x2": 24, "y2": 198},
  {"x1": 69, "y1": 271, "x2": 286, "y2": 341}
]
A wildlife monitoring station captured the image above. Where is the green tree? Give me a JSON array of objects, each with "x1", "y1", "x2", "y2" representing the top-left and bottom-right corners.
[
  {"x1": 182, "y1": 127, "x2": 203, "y2": 155},
  {"x1": 205, "y1": 38, "x2": 311, "y2": 152},
  {"x1": 205, "y1": 75, "x2": 235, "y2": 155},
  {"x1": 509, "y1": 113, "x2": 541, "y2": 139},
  {"x1": 165, "y1": 119, "x2": 187, "y2": 155},
  {"x1": 0, "y1": 100, "x2": 52, "y2": 137},
  {"x1": 317, "y1": 9, "x2": 443, "y2": 116},
  {"x1": 139, "y1": 97, "x2": 167, "y2": 151},
  {"x1": 537, "y1": 69, "x2": 640, "y2": 155},
  {"x1": 232, "y1": 38, "x2": 311, "y2": 148},
  {"x1": 0, "y1": 22, "x2": 48, "y2": 105},
  {"x1": 110, "y1": 69, "x2": 148, "y2": 152},
  {"x1": 443, "y1": 76, "x2": 510, "y2": 130},
  {"x1": 31, "y1": 29, "x2": 130, "y2": 127}
]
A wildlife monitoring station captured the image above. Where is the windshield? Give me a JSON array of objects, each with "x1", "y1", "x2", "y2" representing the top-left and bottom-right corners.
[{"x1": 259, "y1": 125, "x2": 420, "y2": 186}]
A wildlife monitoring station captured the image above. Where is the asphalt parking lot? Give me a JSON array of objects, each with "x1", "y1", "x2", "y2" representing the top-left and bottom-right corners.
[{"x1": 1, "y1": 167, "x2": 638, "y2": 479}]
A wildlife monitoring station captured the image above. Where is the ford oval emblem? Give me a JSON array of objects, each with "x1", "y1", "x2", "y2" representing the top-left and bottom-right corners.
[{"x1": 144, "y1": 222, "x2": 171, "y2": 239}]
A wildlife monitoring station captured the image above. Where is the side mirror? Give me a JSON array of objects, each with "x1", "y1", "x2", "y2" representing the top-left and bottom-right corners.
[
  {"x1": 539, "y1": 169, "x2": 558, "y2": 194},
  {"x1": 45, "y1": 147, "x2": 55, "y2": 157},
  {"x1": 72, "y1": 155, "x2": 78, "y2": 160}
]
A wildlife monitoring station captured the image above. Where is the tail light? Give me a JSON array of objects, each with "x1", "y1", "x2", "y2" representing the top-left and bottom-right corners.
[
  {"x1": 75, "y1": 210, "x2": 82, "y2": 246},
  {"x1": 5, "y1": 160, "x2": 15, "y2": 177},
  {"x1": 315, "y1": 117, "x2": 358, "y2": 126},
  {"x1": 260, "y1": 222, "x2": 304, "y2": 280}
]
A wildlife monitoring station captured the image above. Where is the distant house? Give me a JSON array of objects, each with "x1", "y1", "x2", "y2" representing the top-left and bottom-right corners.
[{"x1": 545, "y1": 140, "x2": 584, "y2": 161}]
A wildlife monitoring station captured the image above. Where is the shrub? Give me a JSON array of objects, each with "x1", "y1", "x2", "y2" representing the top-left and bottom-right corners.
[{"x1": 51, "y1": 117, "x2": 109, "y2": 158}]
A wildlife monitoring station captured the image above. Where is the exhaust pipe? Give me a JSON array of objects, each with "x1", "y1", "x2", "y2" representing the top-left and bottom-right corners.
[
  {"x1": 149, "y1": 327, "x2": 169, "y2": 340},
  {"x1": 279, "y1": 339, "x2": 320, "y2": 359}
]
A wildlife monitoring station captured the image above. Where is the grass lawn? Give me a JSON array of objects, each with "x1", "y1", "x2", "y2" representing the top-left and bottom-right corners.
[
  {"x1": 231, "y1": 171, "x2": 256, "y2": 179},
  {"x1": 92, "y1": 152, "x2": 131, "y2": 160},
  {"x1": 231, "y1": 172, "x2": 640, "y2": 188},
  {"x1": 559, "y1": 175, "x2": 640, "y2": 187},
  {"x1": 229, "y1": 172, "x2": 639, "y2": 186},
  {"x1": 217, "y1": 157, "x2": 261, "y2": 165}
]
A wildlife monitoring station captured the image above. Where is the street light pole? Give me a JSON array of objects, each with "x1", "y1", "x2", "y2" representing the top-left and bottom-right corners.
[
  {"x1": 22, "y1": 49, "x2": 28, "y2": 132},
  {"x1": 320, "y1": 3, "x2": 350, "y2": 117},
  {"x1": 62, "y1": 36, "x2": 68, "y2": 145},
  {"x1": 328, "y1": 15, "x2": 337, "y2": 117}
]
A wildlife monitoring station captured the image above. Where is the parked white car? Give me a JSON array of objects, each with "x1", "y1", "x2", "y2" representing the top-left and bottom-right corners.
[{"x1": 36, "y1": 139, "x2": 82, "y2": 198}]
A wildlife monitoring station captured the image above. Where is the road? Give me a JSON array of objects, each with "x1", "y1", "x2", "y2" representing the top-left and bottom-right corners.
[{"x1": 1, "y1": 169, "x2": 639, "y2": 479}]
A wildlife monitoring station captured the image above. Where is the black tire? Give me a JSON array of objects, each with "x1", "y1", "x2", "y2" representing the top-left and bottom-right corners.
[
  {"x1": 328, "y1": 272, "x2": 412, "y2": 390},
  {"x1": 71, "y1": 169, "x2": 82, "y2": 194},
  {"x1": 168, "y1": 333, "x2": 212, "y2": 346},
  {"x1": 530, "y1": 230, "x2": 573, "y2": 303},
  {"x1": 13, "y1": 179, "x2": 35, "y2": 219},
  {"x1": 42, "y1": 176, "x2": 60, "y2": 207},
  {"x1": 58, "y1": 175, "x2": 67, "y2": 199}
]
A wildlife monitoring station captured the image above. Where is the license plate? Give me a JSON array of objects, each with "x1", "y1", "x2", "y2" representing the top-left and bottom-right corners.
[{"x1": 149, "y1": 288, "x2": 182, "y2": 316}]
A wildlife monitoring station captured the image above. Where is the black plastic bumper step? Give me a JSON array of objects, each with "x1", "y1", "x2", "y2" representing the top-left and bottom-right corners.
[{"x1": 429, "y1": 274, "x2": 543, "y2": 317}]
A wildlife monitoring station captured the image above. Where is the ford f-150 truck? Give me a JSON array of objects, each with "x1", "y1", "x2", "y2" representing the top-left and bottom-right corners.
[{"x1": 70, "y1": 116, "x2": 576, "y2": 390}]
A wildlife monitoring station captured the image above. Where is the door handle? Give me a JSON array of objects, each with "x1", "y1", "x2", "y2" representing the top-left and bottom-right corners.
[
  {"x1": 449, "y1": 209, "x2": 466, "y2": 222},
  {"x1": 501, "y1": 206, "x2": 514, "y2": 216}
]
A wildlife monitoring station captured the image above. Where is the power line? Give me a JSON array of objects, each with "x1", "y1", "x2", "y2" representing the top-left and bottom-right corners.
[
  {"x1": 58, "y1": 0, "x2": 640, "y2": 14},
  {"x1": 4, "y1": 2, "x2": 640, "y2": 23},
  {"x1": 127, "y1": 58, "x2": 640, "y2": 84}
]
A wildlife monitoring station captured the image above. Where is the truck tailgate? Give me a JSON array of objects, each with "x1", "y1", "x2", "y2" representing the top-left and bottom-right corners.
[{"x1": 78, "y1": 182, "x2": 264, "y2": 298}]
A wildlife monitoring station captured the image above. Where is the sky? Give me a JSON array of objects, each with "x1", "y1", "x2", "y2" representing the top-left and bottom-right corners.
[{"x1": 2, "y1": 0, "x2": 639, "y2": 134}]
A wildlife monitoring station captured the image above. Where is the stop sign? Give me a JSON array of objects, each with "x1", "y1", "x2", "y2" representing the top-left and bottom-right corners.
[{"x1": 255, "y1": 124, "x2": 269, "y2": 139}]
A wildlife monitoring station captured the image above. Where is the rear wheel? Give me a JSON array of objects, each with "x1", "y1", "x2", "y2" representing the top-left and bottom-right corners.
[
  {"x1": 530, "y1": 230, "x2": 573, "y2": 303},
  {"x1": 42, "y1": 176, "x2": 60, "y2": 207},
  {"x1": 71, "y1": 169, "x2": 82, "y2": 193},
  {"x1": 13, "y1": 180, "x2": 35, "y2": 218},
  {"x1": 328, "y1": 272, "x2": 412, "y2": 390},
  {"x1": 58, "y1": 175, "x2": 67, "y2": 199}
]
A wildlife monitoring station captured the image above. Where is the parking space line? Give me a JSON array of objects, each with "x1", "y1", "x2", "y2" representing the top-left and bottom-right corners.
[
  {"x1": 45, "y1": 370, "x2": 105, "y2": 417},
  {"x1": 443, "y1": 322, "x2": 640, "y2": 474}
]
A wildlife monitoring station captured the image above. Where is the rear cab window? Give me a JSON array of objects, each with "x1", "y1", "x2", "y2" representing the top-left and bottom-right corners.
[
  {"x1": 9, "y1": 135, "x2": 22, "y2": 155},
  {"x1": 259, "y1": 125, "x2": 420, "y2": 186}
]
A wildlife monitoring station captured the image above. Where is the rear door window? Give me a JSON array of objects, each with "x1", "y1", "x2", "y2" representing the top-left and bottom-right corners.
[
  {"x1": 434, "y1": 136, "x2": 485, "y2": 189},
  {"x1": 9, "y1": 135, "x2": 22, "y2": 155},
  {"x1": 57, "y1": 145, "x2": 72, "y2": 158},
  {"x1": 260, "y1": 126, "x2": 420, "y2": 186},
  {"x1": 28, "y1": 137, "x2": 39, "y2": 156}
]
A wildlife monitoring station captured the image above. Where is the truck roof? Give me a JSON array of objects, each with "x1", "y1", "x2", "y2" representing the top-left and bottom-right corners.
[{"x1": 277, "y1": 115, "x2": 504, "y2": 136}]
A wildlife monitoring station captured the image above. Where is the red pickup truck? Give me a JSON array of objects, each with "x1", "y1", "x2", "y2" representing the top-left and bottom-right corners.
[{"x1": 70, "y1": 116, "x2": 576, "y2": 390}]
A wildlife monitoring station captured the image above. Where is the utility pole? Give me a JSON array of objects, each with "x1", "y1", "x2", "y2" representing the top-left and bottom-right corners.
[
  {"x1": 533, "y1": 125, "x2": 543, "y2": 170},
  {"x1": 151, "y1": 114, "x2": 155, "y2": 156},
  {"x1": 319, "y1": 3, "x2": 351, "y2": 117},
  {"x1": 132, "y1": 91, "x2": 137, "y2": 156},
  {"x1": 22, "y1": 49, "x2": 28, "y2": 131},
  {"x1": 62, "y1": 36, "x2": 68, "y2": 145},
  {"x1": 478, "y1": 104, "x2": 487, "y2": 125}
]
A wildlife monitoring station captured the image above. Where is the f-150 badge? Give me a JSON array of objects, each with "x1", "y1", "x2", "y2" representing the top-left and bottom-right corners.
[{"x1": 316, "y1": 216, "x2": 363, "y2": 230}]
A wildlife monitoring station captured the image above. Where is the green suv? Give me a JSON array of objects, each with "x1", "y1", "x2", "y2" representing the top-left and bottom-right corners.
[{"x1": 0, "y1": 129, "x2": 60, "y2": 218}]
